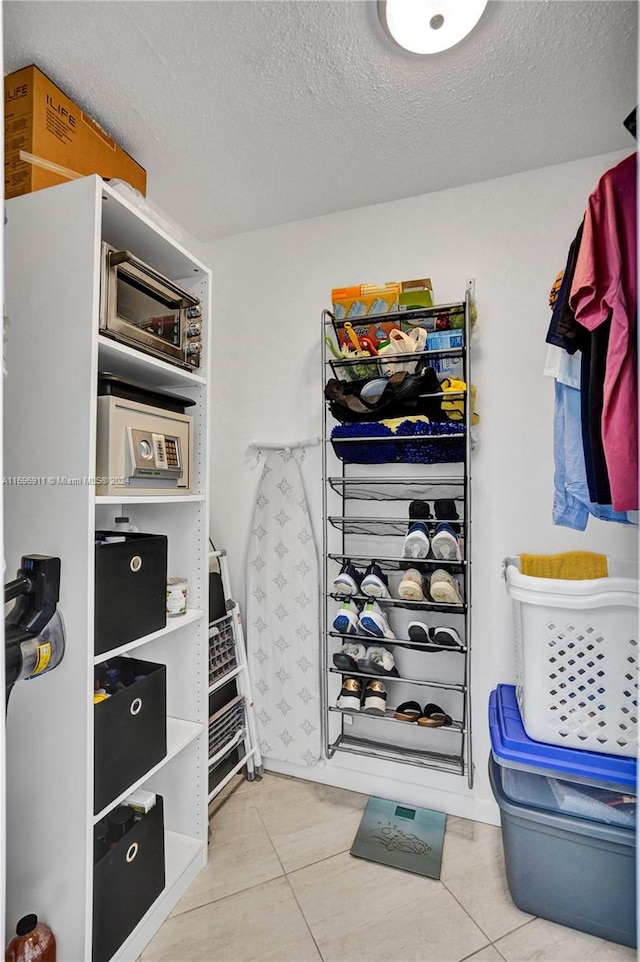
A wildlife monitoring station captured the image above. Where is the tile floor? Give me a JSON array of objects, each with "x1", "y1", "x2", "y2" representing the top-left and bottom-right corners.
[{"x1": 141, "y1": 772, "x2": 636, "y2": 962}]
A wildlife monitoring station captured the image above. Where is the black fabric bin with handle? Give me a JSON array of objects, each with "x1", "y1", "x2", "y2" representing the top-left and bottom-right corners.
[
  {"x1": 92, "y1": 795, "x2": 165, "y2": 962},
  {"x1": 94, "y1": 656, "x2": 167, "y2": 814},
  {"x1": 95, "y1": 531, "x2": 168, "y2": 656}
]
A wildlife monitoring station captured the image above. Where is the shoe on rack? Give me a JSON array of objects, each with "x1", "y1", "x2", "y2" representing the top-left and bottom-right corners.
[
  {"x1": 333, "y1": 559, "x2": 363, "y2": 596},
  {"x1": 358, "y1": 601, "x2": 396, "y2": 640},
  {"x1": 337, "y1": 676, "x2": 363, "y2": 711},
  {"x1": 332, "y1": 599, "x2": 360, "y2": 635},
  {"x1": 394, "y1": 700, "x2": 422, "y2": 722},
  {"x1": 332, "y1": 642, "x2": 367, "y2": 672},
  {"x1": 417, "y1": 702, "x2": 453, "y2": 727},
  {"x1": 407, "y1": 621, "x2": 431, "y2": 644},
  {"x1": 362, "y1": 679, "x2": 387, "y2": 715},
  {"x1": 429, "y1": 626, "x2": 463, "y2": 649},
  {"x1": 407, "y1": 622, "x2": 463, "y2": 649},
  {"x1": 402, "y1": 520, "x2": 431, "y2": 559},
  {"x1": 361, "y1": 561, "x2": 390, "y2": 598},
  {"x1": 429, "y1": 569, "x2": 463, "y2": 605},
  {"x1": 356, "y1": 646, "x2": 399, "y2": 677},
  {"x1": 409, "y1": 500, "x2": 433, "y2": 522},
  {"x1": 397, "y1": 568, "x2": 426, "y2": 601},
  {"x1": 433, "y1": 499, "x2": 461, "y2": 533},
  {"x1": 430, "y1": 522, "x2": 462, "y2": 561}
]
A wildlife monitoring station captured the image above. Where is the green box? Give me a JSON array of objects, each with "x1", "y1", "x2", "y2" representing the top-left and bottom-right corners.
[{"x1": 399, "y1": 277, "x2": 434, "y2": 311}]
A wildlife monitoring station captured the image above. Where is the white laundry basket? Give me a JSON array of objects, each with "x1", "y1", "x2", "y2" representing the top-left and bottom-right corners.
[{"x1": 503, "y1": 557, "x2": 638, "y2": 758}]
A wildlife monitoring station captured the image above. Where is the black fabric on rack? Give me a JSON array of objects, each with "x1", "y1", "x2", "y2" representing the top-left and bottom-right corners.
[
  {"x1": 546, "y1": 221, "x2": 584, "y2": 353},
  {"x1": 580, "y1": 316, "x2": 613, "y2": 504}
]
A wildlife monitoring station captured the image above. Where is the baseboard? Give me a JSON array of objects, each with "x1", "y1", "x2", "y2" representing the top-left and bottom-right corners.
[{"x1": 262, "y1": 755, "x2": 500, "y2": 826}]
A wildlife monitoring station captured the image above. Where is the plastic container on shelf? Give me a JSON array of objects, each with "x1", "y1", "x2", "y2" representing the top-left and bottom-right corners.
[
  {"x1": 502, "y1": 557, "x2": 638, "y2": 757},
  {"x1": 489, "y1": 685, "x2": 636, "y2": 828},
  {"x1": 489, "y1": 755, "x2": 636, "y2": 948}
]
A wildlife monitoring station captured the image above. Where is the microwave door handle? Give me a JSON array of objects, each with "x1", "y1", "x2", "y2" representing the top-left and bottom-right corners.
[{"x1": 107, "y1": 249, "x2": 196, "y2": 309}]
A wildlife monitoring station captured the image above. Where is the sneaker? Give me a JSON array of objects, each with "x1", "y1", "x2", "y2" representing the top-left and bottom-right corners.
[
  {"x1": 429, "y1": 569, "x2": 463, "y2": 604},
  {"x1": 431, "y1": 522, "x2": 462, "y2": 561},
  {"x1": 402, "y1": 520, "x2": 430, "y2": 559},
  {"x1": 407, "y1": 621, "x2": 430, "y2": 644},
  {"x1": 407, "y1": 622, "x2": 463, "y2": 649},
  {"x1": 333, "y1": 560, "x2": 362, "y2": 595},
  {"x1": 433, "y1": 499, "x2": 461, "y2": 533},
  {"x1": 361, "y1": 561, "x2": 390, "y2": 598},
  {"x1": 337, "y1": 676, "x2": 363, "y2": 711},
  {"x1": 429, "y1": 626, "x2": 463, "y2": 649},
  {"x1": 409, "y1": 499, "x2": 433, "y2": 522},
  {"x1": 362, "y1": 679, "x2": 387, "y2": 715},
  {"x1": 332, "y1": 599, "x2": 360, "y2": 635},
  {"x1": 397, "y1": 568, "x2": 425, "y2": 601},
  {"x1": 358, "y1": 601, "x2": 396, "y2": 639},
  {"x1": 357, "y1": 646, "x2": 399, "y2": 677},
  {"x1": 332, "y1": 641, "x2": 366, "y2": 671}
]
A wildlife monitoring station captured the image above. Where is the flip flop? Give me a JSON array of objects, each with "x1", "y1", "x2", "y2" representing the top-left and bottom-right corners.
[
  {"x1": 394, "y1": 700, "x2": 422, "y2": 722},
  {"x1": 417, "y1": 703, "x2": 453, "y2": 727}
]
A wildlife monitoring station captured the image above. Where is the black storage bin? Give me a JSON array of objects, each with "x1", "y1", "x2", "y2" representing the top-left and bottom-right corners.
[
  {"x1": 94, "y1": 657, "x2": 167, "y2": 814},
  {"x1": 95, "y1": 531, "x2": 168, "y2": 655},
  {"x1": 93, "y1": 796, "x2": 165, "y2": 962}
]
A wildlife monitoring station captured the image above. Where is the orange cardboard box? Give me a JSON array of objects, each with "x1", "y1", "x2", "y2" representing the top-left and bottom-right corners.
[{"x1": 4, "y1": 65, "x2": 147, "y2": 199}]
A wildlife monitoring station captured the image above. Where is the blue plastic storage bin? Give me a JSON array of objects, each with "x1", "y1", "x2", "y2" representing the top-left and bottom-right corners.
[
  {"x1": 489, "y1": 755, "x2": 636, "y2": 947},
  {"x1": 489, "y1": 685, "x2": 636, "y2": 828}
]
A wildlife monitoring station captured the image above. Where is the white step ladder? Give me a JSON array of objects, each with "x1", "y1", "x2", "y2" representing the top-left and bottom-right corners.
[{"x1": 207, "y1": 548, "x2": 263, "y2": 803}]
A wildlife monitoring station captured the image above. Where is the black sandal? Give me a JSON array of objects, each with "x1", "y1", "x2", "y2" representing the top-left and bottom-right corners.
[
  {"x1": 417, "y1": 703, "x2": 452, "y2": 727},
  {"x1": 394, "y1": 700, "x2": 422, "y2": 722}
]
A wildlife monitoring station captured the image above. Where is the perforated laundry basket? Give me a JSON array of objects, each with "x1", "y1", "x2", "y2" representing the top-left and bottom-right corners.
[{"x1": 503, "y1": 558, "x2": 638, "y2": 758}]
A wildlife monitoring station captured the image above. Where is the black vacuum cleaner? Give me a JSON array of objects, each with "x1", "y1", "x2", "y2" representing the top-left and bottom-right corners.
[{"x1": 5, "y1": 555, "x2": 65, "y2": 706}]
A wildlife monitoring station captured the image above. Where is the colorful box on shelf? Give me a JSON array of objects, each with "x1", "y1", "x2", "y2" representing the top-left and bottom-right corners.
[
  {"x1": 398, "y1": 278, "x2": 434, "y2": 311},
  {"x1": 427, "y1": 330, "x2": 464, "y2": 378},
  {"x1": 331, "y1": 283, "x2": 400, "y2": 321}
]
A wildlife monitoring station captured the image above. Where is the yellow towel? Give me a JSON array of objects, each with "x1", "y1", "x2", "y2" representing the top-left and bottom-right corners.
[{"x1": 520, "y1": 551, "x2": 608, "y2": 580}]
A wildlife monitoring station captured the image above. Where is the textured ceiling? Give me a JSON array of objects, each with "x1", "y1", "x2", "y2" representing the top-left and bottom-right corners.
[{"x1": 3, "y1": 1, "x2": 638, "y2": 242}]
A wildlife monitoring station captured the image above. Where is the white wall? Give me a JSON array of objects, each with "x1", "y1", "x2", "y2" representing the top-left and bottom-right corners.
[{"x1": 205, "y1": 149, "x2": 637, "y2": 823}]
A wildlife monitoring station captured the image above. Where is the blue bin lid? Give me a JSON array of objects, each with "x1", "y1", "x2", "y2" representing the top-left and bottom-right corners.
[{"x1": 489, "y1": 685, "x2": 637, "y2": 791}]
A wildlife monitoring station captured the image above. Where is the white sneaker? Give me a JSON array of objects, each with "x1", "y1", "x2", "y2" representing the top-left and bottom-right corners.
[
  {"x1": 358, "y1": 601, "x2": 396, "y2": 639},
  {"x1": 332, "y1": 599, "x2": 359, "y2": 635},
  {"x1": 402, "y1": 521, "x2": 430, "y2": 559},
  {"x1": 397, "y1": 568, "x2": 425, "y2": 601},
  {"x1": 431, "y1": 523, "x2": 461, "y2": 561},
  {"x1": 429, "y1": 569, "x2": 463, "y2": 604},
  {"x1": 361, "y1": 562, "x2": 390, "y2": 598}
]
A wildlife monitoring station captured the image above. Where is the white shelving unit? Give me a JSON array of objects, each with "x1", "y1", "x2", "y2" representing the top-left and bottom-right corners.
[{"x1": 3, "y1": 175, "x2": 211, "y2": 961}]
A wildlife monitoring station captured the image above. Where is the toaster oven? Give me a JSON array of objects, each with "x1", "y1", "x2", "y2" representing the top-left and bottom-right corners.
[{"x1": 99, "y1": 243, "x2": 203, "y2": 370}]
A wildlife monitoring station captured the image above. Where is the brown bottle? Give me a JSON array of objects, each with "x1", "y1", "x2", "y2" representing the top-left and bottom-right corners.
[{"x1": 5, "y1": 915, "x2": 56, "y2": 962}]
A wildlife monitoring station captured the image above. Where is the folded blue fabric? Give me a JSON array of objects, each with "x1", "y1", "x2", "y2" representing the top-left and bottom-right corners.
[{"x1": 331, "y1": 420, "x2": 465, "y2": 464}]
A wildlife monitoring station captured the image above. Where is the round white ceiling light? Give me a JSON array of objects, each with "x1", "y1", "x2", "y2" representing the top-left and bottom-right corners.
[{"x1": 379, "y1": 0, "x2": 488, "y2": 55}]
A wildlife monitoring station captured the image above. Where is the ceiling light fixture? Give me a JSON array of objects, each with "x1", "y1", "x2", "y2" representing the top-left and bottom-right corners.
[{"x1": 379, "y1": 0, "x2": 488, "y2": 55}]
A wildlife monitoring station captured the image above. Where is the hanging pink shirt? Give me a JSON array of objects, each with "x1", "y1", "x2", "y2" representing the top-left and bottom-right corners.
[{"x1": 570, "y1": 153, "x2": 637, "y2": 512}]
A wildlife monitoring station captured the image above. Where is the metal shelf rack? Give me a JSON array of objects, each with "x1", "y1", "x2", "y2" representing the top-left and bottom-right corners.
[
  {"x1": 321, "y1": 290, "x2": 474, "y2": 788},
  {"x1": 207, "y1": 549, "x2": 263, "y2": 804}
]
